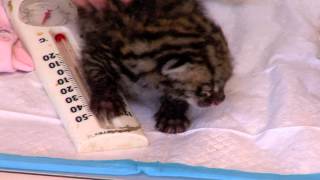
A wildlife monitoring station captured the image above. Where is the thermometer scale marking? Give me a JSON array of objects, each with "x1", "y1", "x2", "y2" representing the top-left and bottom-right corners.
[{"x1": 39, "y1": 32, "x2": 93, "y2": 123}]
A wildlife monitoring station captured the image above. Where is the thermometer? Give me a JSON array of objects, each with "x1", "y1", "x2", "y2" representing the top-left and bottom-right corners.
[{"x1": 3, "y1": 0, "x2": 148, "y2": 152}]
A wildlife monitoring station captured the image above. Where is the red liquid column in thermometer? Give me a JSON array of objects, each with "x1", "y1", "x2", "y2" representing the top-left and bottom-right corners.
[
  {"x1": 54, "y1": 33, "x2": 115, "y2": 128},
  {"x1": 54, "y1": 33, "x2": 90, "y2": 104}
]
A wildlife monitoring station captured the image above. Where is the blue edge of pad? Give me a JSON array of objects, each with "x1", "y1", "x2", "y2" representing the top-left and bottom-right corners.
[{"x1": 0, "y1": 153, "x2": 319, "y2": 180}]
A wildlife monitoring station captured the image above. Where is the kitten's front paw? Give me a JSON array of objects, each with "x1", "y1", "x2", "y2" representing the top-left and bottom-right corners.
[
  {"x1": 90, "y1": 93, "x2": 127, "y2": 121},
  {"x1": 155, "y1": 114, "x2": 190, "y2": 134}
]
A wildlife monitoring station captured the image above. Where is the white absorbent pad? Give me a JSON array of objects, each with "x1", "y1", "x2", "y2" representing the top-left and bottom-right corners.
[{"x1": 1, "y1": 0, "x2": 320, "y2": 174}]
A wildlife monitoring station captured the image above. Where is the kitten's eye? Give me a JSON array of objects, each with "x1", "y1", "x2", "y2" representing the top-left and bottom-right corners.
[
  {"x1": 164, "y1": 59, "x2": 187, "y2": 70},
  {"x1": 168, "y1": 59, "x2": 187, "y2": 69},
  {"x1": 161, "y1": 58, "x2": 189, "y2": 75}
]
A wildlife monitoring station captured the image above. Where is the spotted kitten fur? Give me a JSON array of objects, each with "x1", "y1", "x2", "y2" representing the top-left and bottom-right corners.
[{"x1": 77, "y1": 0, "x2": 232, "y2": 133}]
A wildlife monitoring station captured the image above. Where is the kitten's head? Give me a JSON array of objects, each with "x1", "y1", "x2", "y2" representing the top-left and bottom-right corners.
[{"x1": 160, "y1": 57, "x2": 231, "y2": 108}]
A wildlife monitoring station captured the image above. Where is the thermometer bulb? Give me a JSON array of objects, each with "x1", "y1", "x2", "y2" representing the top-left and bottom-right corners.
[{"x1": 54, "y1": 33, "x2": 66, "y2": 42}]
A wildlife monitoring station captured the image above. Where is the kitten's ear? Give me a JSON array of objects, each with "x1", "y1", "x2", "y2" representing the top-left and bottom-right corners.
[{"x1": 161, "y1": 59, "x2": 189, "y2": 75}]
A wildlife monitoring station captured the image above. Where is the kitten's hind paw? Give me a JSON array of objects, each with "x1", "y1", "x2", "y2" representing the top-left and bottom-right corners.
[
  {"x1": 90, "y1": 93, "x2": 127, "y2": 122},
  {"x1": 155, "y1": 114, "x2": 191, "y2": 134}
]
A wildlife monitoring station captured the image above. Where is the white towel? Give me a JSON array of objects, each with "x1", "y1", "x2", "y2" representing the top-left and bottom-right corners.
[{"x1": 1, "y1": 0, "x2": 320, "y2": 174}]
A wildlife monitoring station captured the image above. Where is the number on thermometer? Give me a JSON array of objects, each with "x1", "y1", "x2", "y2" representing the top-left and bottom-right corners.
[
  {"x1": 42, "y1": 53, "x2": 56, "y2": 61},
  {"x1": 57, "y1": 77, "x2": 70, "y2": 85},
  {"x1": 65, "y1": 95, "x2": 79, "y2": 103},
  {"x1": 75, "y1": 114, "x2": 90, "y2": 122}
]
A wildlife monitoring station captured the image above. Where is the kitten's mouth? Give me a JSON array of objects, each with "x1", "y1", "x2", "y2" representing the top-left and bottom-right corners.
[
  {"x1": 197, "y1": 100, "x2": 217, "y2": 107},
  {"x1": 197, "y1": 95, "x2": 225, "y2": 107},
  {"x1": 198, "y1": 101, "x2": 213, "y2": 107}
]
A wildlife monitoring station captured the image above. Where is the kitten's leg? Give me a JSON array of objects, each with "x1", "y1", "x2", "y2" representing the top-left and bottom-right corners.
[
  {"x1": 82, "y1": 53, "x2": 127, "y2": 122},
  {"x1": 89, "y1": 84, "x2": 127, "y2": 121},
  {"x1": 155, "y1": 96, "x2": 190, "y2": 134}
]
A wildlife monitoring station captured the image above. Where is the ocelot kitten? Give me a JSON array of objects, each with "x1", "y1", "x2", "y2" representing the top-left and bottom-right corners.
[{"x1": 77, "y1": 0, "x2": 232, "y2": 134}]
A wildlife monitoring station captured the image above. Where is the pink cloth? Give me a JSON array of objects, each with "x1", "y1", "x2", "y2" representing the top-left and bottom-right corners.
[{"x1": 0, "y1": 2, "x2": 33, "y2": 72}]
